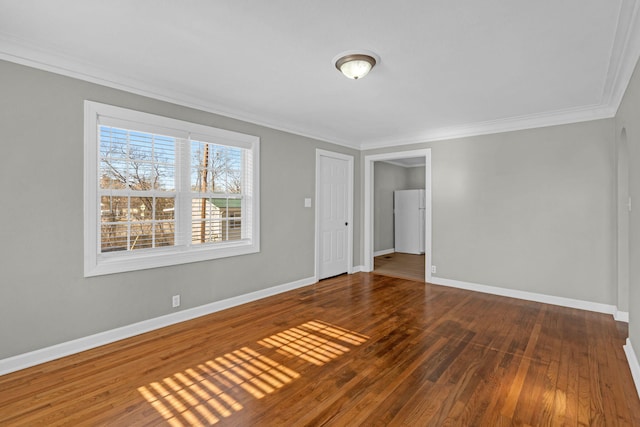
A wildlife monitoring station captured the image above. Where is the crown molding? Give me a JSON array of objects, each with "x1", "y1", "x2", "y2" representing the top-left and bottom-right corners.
[
  {"x1": 606, "y1": 0, "x2": 640, "y2": 111},
  {"x1": 0, "y1": 34, "x2": 360, "y2": 151},
  {"x1": 359, "y1": 0, "x2": 640, "y2": 150},
  {"x1": 358, "y1": 103, "x2": 617, "y2": 150},
  {"x1": 2, "y1": 0, "x2": 640, "y2": 153}
]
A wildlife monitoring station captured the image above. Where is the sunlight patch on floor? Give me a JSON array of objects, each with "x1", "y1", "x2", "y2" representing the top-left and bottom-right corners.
[
  {"x1": 258, "y1": 320, "x2": 368, "y2": 365},
  {"x1": 137, "y1": 320, "x2": 368, "y2": 426}
]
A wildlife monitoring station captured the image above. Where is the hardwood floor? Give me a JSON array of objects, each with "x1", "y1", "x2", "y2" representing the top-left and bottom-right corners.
[
  {"x1": 1, "y1": 273, "x2": 639, "y2": 426},
  {"x1": 374, "y1": 252, "x2": 425, "y2": 281}
]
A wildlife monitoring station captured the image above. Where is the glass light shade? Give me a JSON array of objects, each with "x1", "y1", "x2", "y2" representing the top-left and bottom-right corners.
[{"x1": 335, "y1": 54, "x2": 376, "y2": 80}]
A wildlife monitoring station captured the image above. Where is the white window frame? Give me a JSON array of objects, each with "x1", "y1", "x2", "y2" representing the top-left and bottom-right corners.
[{"x1": 84, "y1": 101, "x2": 260, "y2": 277}]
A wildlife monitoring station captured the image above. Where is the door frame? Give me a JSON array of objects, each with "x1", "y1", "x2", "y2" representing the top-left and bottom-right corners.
[
  {"x1": 315, "y1": 149, "x2": 354, "y2": 281},
  {"x1": 617, "y1": 128, "x2": 630, "y2": 320},
  {"x1": 364, "y1": 149, "x2": 432, "y2": 282}
]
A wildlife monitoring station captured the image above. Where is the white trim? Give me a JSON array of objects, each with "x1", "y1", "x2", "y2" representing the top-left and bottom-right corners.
[
  {"x1": 615, "y1": 310, "x2": 630, "y2": 323},
  {"x1": 0, "y1": 38, "x2": 612, "y2": 152},
  {"x1": 84, "y1": 101, "x2": 260, "y2": 277},
  {"x1": 352, "y1": 265, "x2": 364, "y2": 273},
  {"x1": 608, "y1": 0, "x2": 640, "y2": 111},
  {"x1": 315, "y1": 149, "x2": 354, "y2": 281},
  {"x1": 359, "y1": 105, "x2": 616, "y2": 150},
  {"x1": 0, "y1": 276, "x2": 316, "y2": 376},
  {"x1": 0, "y1": 39, "x2": 359, "y2": 150},
  {"x1": 382, "y1": 160, "x2": 426, "y2": 168},
  {"x1": 364, "y1": 149, "x2": 432, "y2": 282},
  {"x1": 373, "y1": 248, "x2": 395, "y2": 257},
  {"x1": 430, "y1": 277, "x2": 619, "y2": 316},
  {"x1": 624, "y1": 338, "x2": 640, "y2": 400},
  {"x1": 2, "y1": 3, "x2": 640, "y2": 153}
]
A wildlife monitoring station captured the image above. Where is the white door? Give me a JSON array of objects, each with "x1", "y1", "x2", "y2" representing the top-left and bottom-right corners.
[{"x1": 318, "y1": 153, "x2": 351, "y2": 279}]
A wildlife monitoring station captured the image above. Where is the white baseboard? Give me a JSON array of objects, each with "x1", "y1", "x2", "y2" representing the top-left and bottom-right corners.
[
  {"x1": 429, "y1": 277, "x2": 621, "y2": 318},
  {"x1": 373, "y1": 248, "x2": 395, "y2": 257},
  {"x1": 352, "y1": 265, "x2": 364, "y2": 273},
  {"x1": 0, "y1": 276, "x2": 316, "y2": 376},
  {"x1": 624, "y1": 338, "x2": 640, "y2": 400},
  {"x1": 615, "y1": 310, "x2": 630, "y2": 322}
]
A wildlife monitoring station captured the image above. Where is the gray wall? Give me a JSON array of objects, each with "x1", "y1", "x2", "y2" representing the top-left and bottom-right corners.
[
  {"x1": 0, "y1": 60, "x2": 360, "y2": 359},
  {"x1": 363, "y1": 119, "x2": 617, "y2": 305},
  {"x1": 616, "y1": 55, "x2": 640, "y2": 360},
  {"x1": 373, "y1": 162, "x2": 407, "y2": 252},
  {"x1": 406, "y1": 166, "x2": 426, "y2": 189}
]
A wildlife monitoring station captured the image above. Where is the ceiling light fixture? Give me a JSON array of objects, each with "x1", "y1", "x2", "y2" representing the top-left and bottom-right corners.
[{"x1": 334, "y1": 52, "x2": 377, "y2": 80}]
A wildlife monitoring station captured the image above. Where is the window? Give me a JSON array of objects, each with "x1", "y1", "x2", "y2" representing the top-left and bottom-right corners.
[{"x1": 84, "y1": 101, "x2": 260, "y2": 276}]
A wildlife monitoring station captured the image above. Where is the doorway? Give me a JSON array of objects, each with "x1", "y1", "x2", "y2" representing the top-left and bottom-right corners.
[
  {"x1": 315, "y1": 149, "x2": 354, "y2": 280},
  {"x1": 617, "y1": 128, "x2": 630, "y2": 320},
  {"x1": 364, "y1": 149, "x2": 432, "y2": 282}
]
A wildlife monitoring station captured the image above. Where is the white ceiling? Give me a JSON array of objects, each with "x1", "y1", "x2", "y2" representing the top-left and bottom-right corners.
[{"x1": 1, "y1": 1, "x2": 640, "y2": 149}]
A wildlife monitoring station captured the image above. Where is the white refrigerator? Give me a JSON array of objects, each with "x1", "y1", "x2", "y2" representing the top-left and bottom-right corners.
[{"x1": 394, "y1": 189, "x2": 425, "y2": 254}]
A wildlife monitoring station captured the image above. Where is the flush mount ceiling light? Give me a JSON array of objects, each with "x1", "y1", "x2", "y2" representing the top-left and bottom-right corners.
[{"x1": 334, "y1": 51, "x2": 378, "y2": 80}]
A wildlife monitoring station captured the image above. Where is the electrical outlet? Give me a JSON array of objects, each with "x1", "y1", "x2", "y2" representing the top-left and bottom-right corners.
[
  {"x1": 172, "y1": 295, "x2": 180, "y2": 308},
  {"x1": 431, "y1": 265, "x2": 437, "y2": 274}
]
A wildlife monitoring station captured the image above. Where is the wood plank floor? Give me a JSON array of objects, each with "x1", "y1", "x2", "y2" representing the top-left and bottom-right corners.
[
  {"x1": 374, "y1": 252, "x2": 425, "y2": 282},
  {"x1": 1, "y1": 273, "x2": 639, "y2": 426}
]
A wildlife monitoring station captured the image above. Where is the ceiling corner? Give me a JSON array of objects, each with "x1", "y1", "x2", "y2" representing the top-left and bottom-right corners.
[{"x1": 603, "y1": 0, "x2": 640, "y2": 112}]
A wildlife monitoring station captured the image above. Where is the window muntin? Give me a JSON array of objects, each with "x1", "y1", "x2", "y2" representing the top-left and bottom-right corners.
[{"x1": 85, "y1": 101, "x2": 260, "y2": 277}]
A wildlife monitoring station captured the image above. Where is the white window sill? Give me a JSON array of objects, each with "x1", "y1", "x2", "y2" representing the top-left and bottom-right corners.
[{"x1": 85, "y1": 241, "x2": 259, "y2": 277}]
